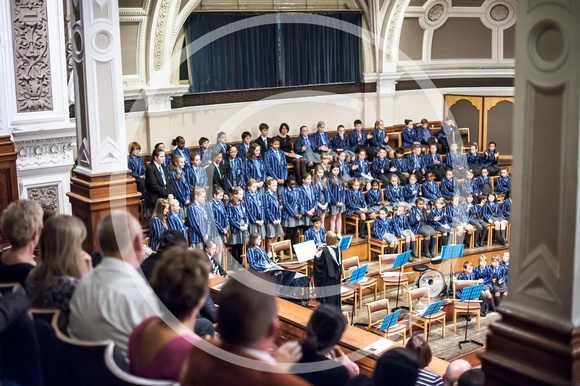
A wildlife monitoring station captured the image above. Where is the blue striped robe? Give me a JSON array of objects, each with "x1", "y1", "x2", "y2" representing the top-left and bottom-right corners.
[
  {"x1": 294, "y1": 135, "x2": 315, "y2": 154},
  {"x1": 422, "y1": 181, "x2": 442, "y2": 201},
  {"x1": 327, "y1": 177, "x2": 346, "y2": 206},
  {"x1": 409, "y1": 207, "x2": 429, "y2": 234},
  {"x1": 406, "y1": 153, "x2": 426, "y2": 173},
  {"x1": 425, "y1": 152, "x2": 443, "y2": 171},
  {"x1": 482, "y1": 202, "x2": 504, "y2": 222},
  {"x1": 366, "y1": 188, "x2": 383, "y2": 207},
  {"x1": 244, "y1": 191, "x2": 265, "y2": 224},
  {"x1": 264, "y1": 190, "x2": 282, "y2": 224},
  {"x1": 332, "y1": 134, "x2": 351, "y2": 152},
  {"x1": 401, "y1": 128, "x2": 417, "y2": 147},
  {"x1": 372, "y1": 217, "x2": 394, "y2": 240},
  {"x1": 447, "y1": 204, "x2": 468, "y2": 224},
  {"x1": 167, "y1": 212, "x2": 187, "y2": 240},
  {"x1": 482, "y1": 150, "x2": 498, "y2": 168},
  {"x1": 305, "y1": 227, "x2": 327, "y2": 247},
  {"x1": 496, "y1": 176, "x2": 511, "y2": 194},
  {"x1": 264, "y1": 149, "x2": 288, "y2": 181},
  {"x1": 299, "y1": 184, "x2": 318, "y2": 215},
  {"x1": 246, "y1": 247, "x2": 274, "y2": 273},
  {"x1": 172, "y1": 147, "x2": 192, "y2": 168},
  {"x1": 474, "y1": 265, "x2": 493, "y2": 287},
  {"x1": 349, "y1": 129, "x2": 368, "y2": 151},
  {"x1": 127, "y1": 155, "x2": 146, "y2": 178},
  {"x1": 441, "y1": 177, "x2": 459, "y2": 200},
  {"x1": 197, "y1": 148, "x2": 212, "y2": 168},
  {"x1": 169, "y1": 169, "x2": 192, "y2": 206},
  {"x1": 502, "y1": 198, "x2": 511, "y2": 219},
  {"x1": 244, "y1": 158, "x2": 267, "y2": 185},
  {"x1": 281, "y1": 187, "x2": 303, "y2": 220},
  {"x1": 370, "y1": 129, "x2": 389, "y2": 148},
  {"x1": 446, "y1": 151, "x2": 466, "y2": 170},
  {"x1": 390, "y1": 157, "x2": 409, "y2": 174},
  {"x1": 391, "y1": 214, "x2": 411, "y2": 237},
  {"x1": 403, "y1": 183, "x2": 420, "y2": 203},
  {"x1": 338, "y1": 160, "x2": 351, "y2": 179},
  {"x1": 429, "y1": 207, "x2": 449, "y2": 227},
  {"x1": 148, "y1": 216, "x2": 166, "y2": 252},
  {"x1": 456, "y1": 271, "x2": 476, "y2": 298},
  {"x1": 187, "y1": 201, "x2": 211, "y2": 245},
  {"x1": 228, "y1": 202, "x2": 248, "y2": 235},
  {"x1": 237, "y1": 143, "x2": 251, "y2": 159},
  {"x1": 490, "y1": 264, "x2": 508, "y2": 285},
  {"x1": 371, "y1": 157, "x2": 390, "y2": 178},
  {"x1": 313, "y1": 131, "x2": 332, "y2": 153},
  {"x1": 462, "y1": 202, "x2": 481, "y2": 222},
  {"x1": 460, "y1": 178, "x2": 475, "y2": 197},
  {"x1": 350, "y1": 159, "x2": 371, "y2": 178},
  {"x1": 226, "y1": 157, "x2": 245, "y2": 189},
  {"x1": 385, "y1": 184, "x2": 405, "y2": 204},
  {"x1": 466, "y1": 152, "x2": 482, "y2": 169},
  {"x1": 345, "y1": 189, "x2": 367, "y2": 216},
  {"x1": 209, "y1": 199, "x2": 229, "y2": 238},
  {"x1": 188, "y1": 166, "x2": 208, "y2": 190}
]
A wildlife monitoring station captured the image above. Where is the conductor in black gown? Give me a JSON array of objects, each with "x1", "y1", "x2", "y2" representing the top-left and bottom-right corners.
[{"x1": 313, "y1": 231, "x2": 342, "y2": 308}]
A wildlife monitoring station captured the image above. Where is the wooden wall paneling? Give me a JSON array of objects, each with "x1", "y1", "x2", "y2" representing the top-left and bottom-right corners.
[{"x1": 483, "y1": 97, "x2": 514, "y2": 155}]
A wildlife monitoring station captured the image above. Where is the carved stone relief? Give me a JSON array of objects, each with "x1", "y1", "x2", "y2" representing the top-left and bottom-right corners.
[
  {"x1": 27, "y1": 185, "x2": 59, "y2": 212},
  {"x1": 428, "y1": 4, "x2": 445, "y2": 22},
  {"x1": 154, "y1": 0, "x2": 171, "y2": 71},
  {"x1": 15, "y1": 138, "x2": 74, "y2": 170},
  {"x1": 10, "y1": 0, "x2": 54, "y2": 112}
]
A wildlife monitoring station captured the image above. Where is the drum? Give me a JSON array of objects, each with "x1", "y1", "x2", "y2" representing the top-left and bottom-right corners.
[{"x1": 414, "y1": 269, "x2": 446, "y2": 298}]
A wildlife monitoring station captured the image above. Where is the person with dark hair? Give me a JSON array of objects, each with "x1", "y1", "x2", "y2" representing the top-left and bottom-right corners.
[
  {"x1": 276, "y1": 122, "x2": 306, "y2": 183},
  {"x1": 180, "y1": 278, "x2": 307, "y2": 385},
  {"x1": 197, "y1": 137, "x2": 211, "y2": 168},
  {"x1": 140, "y1": 229, "x2": 187, "y2": 281},
  {"x1": 145, "y1": 147, "x2": 174, "y2": 211},
  {"x1": 402, "y1": 119, "x2": 419, "y2": 149},
  {"x1": 0, "y1": 200, "x2": 44, "y2": 286},
  {"x1": 313, "y1": 231, "x2": 342, "y2": 307},
  {"x1": 417, "y1": 118, "x2": 442, "y2": 153},
  {"x1": 213, "y1": 131, "x2": 228, "y2": 163},
  {"x1": 482, "y1": 141, "x2": 500, "y2": 176},
  {"x1": 373, "y1": 347, "x2": 419, "y2": 386},
  {"x1": 128, "y1": 246, "x2": 210, "y2": 381},
  {"x1": 254, "y1": 123, "x2": 272, "y2": 154},
  {"x1": 349, "y1": 119, "x2": 374, "y2": 160},
  {"x1": 502, "y1": 188, "x2": 511, "y2": 221},
  {"x1": 405, "y1": 336, "x2": 443, "y2": 385},
  {"x1": 438, "y1": 117, "x2": 459, "y2": 154},
  {"x1": 458, "y1": 369, "x2": 485, "y2": 386},
  {"x1": 237, "y1": 131, "x2": 252, "y2": 160},
  {"x1": 292, "y1": 304, "x2": 359, "y2": 385},
  {"x1": 170, "y1": 136, "x2": 191, "y2": 169},
  {"x1": 206, "y1": 150, "x2": 229, "y2": 198}
]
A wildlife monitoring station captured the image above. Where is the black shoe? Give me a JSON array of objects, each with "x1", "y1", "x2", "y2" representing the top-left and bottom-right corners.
[
  {"x1": 408, "y1": 255, "x2": 414, "y2": 263},
  {"x1": 465, "y1": 315, "x2": 472, "y2": 322},
  {"x1": 480, "y1": 311, "x2": 487, "y2": 317}
]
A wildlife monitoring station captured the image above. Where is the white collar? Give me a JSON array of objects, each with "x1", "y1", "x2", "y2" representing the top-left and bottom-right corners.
[{"x1": 240, "y1": 347, "x2": 276, "y2": 364}]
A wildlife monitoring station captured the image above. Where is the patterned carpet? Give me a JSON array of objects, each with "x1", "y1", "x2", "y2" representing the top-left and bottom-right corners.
[{"x1": 346, "y1": 291, "x2": 502, "y2": 362}]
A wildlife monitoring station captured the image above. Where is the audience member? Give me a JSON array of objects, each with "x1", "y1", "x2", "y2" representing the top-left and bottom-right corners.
[
  {"x1": 293, "y1": 304, "x2": 359, "y2": 385},
  {"x1": 373, "y1": 347, "x2": 419, "y2": 386},
  {"x1": 68, "y1": 212, "x2": 161, "y2": 369},
  {"x1": 128, "y1": 246, "x2": 210, "y2": 381},
  {"x1": 25, "y1": 215, "x2": 91, "y2": 320},
  {"x1": 140, "y1": 229, "x2": 187, "y2": 281},
  {"x1": 405, "y1": 336, "x2": 443, "y2": 386},
  {"x1": 181, "y1": 277, "x2": 307, "y2": 385},
  {"x1": 443, "y1": 359, "x2": 471, "y2": 386},
  {"x1": 0, "y1": 200, "x2": 43, "y2": 286},
  {"x1": 458, "y1": 369, "x2": 485, "y2": 386}
]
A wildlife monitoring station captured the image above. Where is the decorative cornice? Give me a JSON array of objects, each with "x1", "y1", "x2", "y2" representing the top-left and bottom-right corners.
[
  {"x1": 27, "y1": 185, "x2": 59, "y2": 212},
  {"x1": 153, "y1": 0, "x2": 171, "y2": 71},
  {"x1": 10, "y1": 0, "x2": 54, "y2": 112},
  {"x1": 385, "y1": 0, "x2": 408, "y2": 62}
]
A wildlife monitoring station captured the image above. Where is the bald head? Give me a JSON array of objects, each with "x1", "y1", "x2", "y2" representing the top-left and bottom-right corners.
[
  {"x1": 444, "y1": 359, "x2": 471, "y2": 386},
  {"x1": 97, "y1": 211, "x2": 143, "y2": 266}
]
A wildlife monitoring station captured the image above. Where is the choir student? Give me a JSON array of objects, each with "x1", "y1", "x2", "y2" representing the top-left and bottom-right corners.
[
  {"x1": 227, "y1": 187, "x2": 249, "y2": 264},
  {"x1": 187, "y1": 187, "x2": 211, "y2": 249},
  {"x1": 327, "y1": 163, "x2": 346, "y2": 236}
]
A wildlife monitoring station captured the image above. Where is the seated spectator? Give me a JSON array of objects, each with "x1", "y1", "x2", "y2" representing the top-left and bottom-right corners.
[
  {"x1": 443, "y1": 359, "x2": 471, "y2": 386},
  {"x1": 405, "y1": 336, "x2": 443, "y2": 386},
  {"x1": 128, "y1": 246, "x2": 210, "y2": 381},
  {"x1": 373, "y1": 347, "x2": 419, "y2": 386},
  {"x1": 25, "y1": 215, "x2": 91, "y2": 320},
  {"x1": 181, "y1": 277, "x2": 307, "y2": 385},
  {"x1": 140, "y1": 229, "x2": 187, "y2": 281},
  {"x1": 293, "y1": 304, "x2": 359, "y2": 385},
  {"x1": 68, "y1": 212, "x2": 161, "y2": 370},
  {"x1": 458, "y1": 369, "x2": 485, "y2": 386},
  {"x1": 0, "y1": 200, "x2": 43, "y2": 286}
]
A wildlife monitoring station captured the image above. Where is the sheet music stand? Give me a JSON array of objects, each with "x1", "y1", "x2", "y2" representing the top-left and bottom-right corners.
[
  {"x1": 349, "y1": 265, "x2": 368, "y2": 286},
  {"x1": 392, "y1": 250, "x2": 411, "y2": 311},
  {"x1": 458, "y1": 284, "x2": 484, "y2": 349},
  {"x1": 379, "y1": 309, "x2": 402, "y2": 338},
  {"x1": 421, "y1": 300, "x2": 445, "y2": 343},
  {"x1": 440, "y1": 244, "x2": 464, "y2": 299},
  {"x1": 339, "y1": 235, "x2": 353, "y2": 251}
]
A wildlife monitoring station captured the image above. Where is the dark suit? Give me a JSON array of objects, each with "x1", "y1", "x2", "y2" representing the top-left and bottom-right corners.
[
  {"x1": 145, "y1": 162, "x2": 174, "y2": 208},
  {"x1": 206, "y1": 162, "x2": 229, "y2": 196},
  {"x1": 254, "y1": 136, "x2": 272, "y2": 155}
]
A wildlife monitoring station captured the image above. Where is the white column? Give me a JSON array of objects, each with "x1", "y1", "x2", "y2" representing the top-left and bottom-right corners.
[
  {"x1": 71, "y1": 0, "x2": 127, "y2": 175},
  {"x1": 0, "y1": 0, "x2": 75, "y2": 214},
  {"x1": 481, "y1": 0, "x2": 580, "y2": 383}
]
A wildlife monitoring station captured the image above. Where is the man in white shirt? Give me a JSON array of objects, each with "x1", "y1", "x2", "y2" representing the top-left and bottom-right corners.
[{"x1": 68, "y1": 211, "x2": 161, "y2": 369}]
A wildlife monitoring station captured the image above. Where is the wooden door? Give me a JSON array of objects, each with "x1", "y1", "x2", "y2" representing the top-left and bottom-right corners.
[
  {"x1": 484, "y1": 97, "x2": 514, "y2": 155},
  {"x1": 444, "y1": 95, "x2": 484, "y2": 149}
]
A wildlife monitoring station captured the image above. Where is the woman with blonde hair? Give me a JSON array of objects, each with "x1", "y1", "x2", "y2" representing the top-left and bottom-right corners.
[
  {"x1": 149, "y1": 198, "x2": 169, "y2": 252},
  {"x1": 0, "y1": 199, "x2": 44, "y2": 285},
  {"x1": 26, "y1": 215, "x2": 90, "y2": 318}
]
